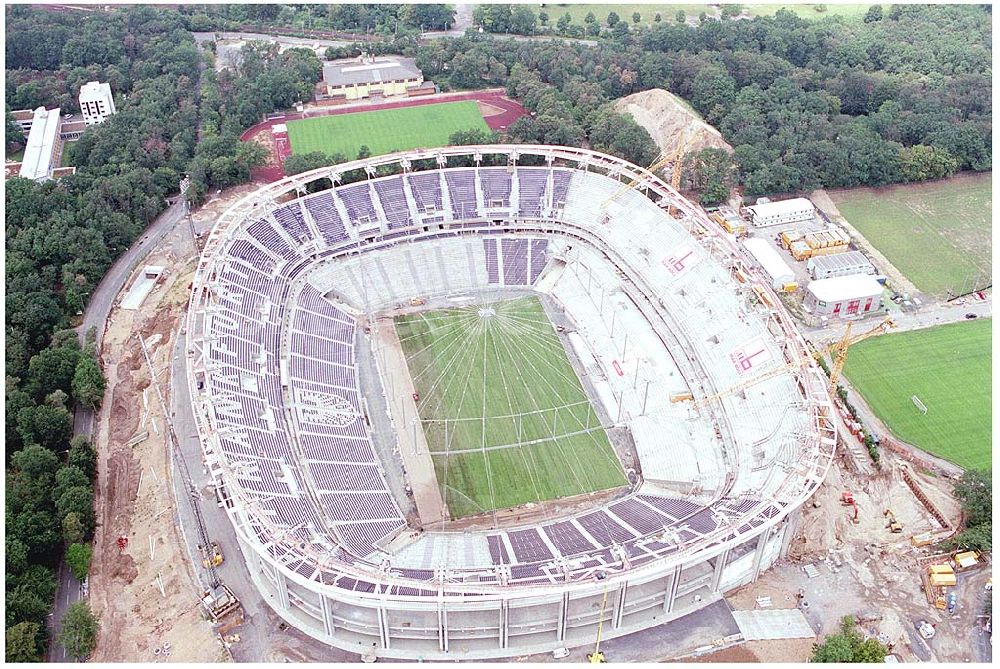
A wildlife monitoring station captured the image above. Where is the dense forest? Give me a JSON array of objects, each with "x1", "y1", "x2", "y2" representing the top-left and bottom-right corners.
[
  {"x1": 3, "y1": 6, "x2": 316, "y2": 660},
  {"x1": 433, "y1": 3, "x2": 991, "y2": 196},
  {"x1": 176, "y1": 3, "x2": 456, "y2": 35}
]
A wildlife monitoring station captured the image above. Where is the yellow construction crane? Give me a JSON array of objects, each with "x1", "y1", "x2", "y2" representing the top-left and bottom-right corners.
[
  {"x1": 600, "y1": 131, "x2": 689, "y2": 214},
  {"x1": 826, "y1": 317, "x2": 895, "y2": 388},
  {"x1": 674, "y1": 316, "x2": 895, "y2": 410},
  {"x1": 588, "y1": 584, "x2": 609, "y2": 663}
]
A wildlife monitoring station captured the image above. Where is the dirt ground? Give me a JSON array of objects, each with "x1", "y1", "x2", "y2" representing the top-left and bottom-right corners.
[
  {"x1": 614, "y1": 88, "x2": 733, "y2": 164},
  {"x1": 714, "y1": 450, "x2": 983, "y2": 663},
  {"x1": 89, "y1": 258, "x2": 228, "y2": 662},
  {"x1": 88, "y1": 188, "x2": 259, "y2": 662}
]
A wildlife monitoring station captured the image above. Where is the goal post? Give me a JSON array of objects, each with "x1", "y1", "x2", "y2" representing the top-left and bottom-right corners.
[{"x1": 911, "y1": 395, "x2": 928, "y2": 415}]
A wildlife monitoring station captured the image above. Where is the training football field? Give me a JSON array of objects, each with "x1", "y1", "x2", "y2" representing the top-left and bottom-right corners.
[
  {"x1": 830, "y1": 173, "x2": 992, "y2": 297},
  {"x1": 286, "y1": 100, "x2": 490, "y2": 159},
  {"x1": 395, "y1": 296, "x2": 626, "y2": 519},
  {"x1": 842, "y1": 319, "x2": 991, "y2": 470}
]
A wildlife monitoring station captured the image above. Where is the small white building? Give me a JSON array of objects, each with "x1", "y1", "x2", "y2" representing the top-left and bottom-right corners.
[
  {"x1": 807, "y1": 251, "x2": 877, "y2": 281},
  {"x1": 745, "y1": 197, "x2": 815, "y2": 228},
  {"x1": 19, "y1": 107, "x2": 62, "y2": 181},
  {"x1": 804, "y1": 274, "x2": 884, "y2": 318},
  {"x1": 79, "y1": 81, "x2": 117, "y2": 126},
  {"x1": 742, "y1": 237, "x2": 795, "y2": 291}
]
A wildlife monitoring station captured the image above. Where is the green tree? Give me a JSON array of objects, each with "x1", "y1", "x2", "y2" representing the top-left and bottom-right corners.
[
  {"x1": 6, "y1": 107, "x2": 25, "y2": 153},
  {"x1": 951, "y1": 523, "x2": 991, "y2": 551},
  {"x1": 654, "y1": 12, "x2": 662, "y2": 22},
  {"x1": 675, "y1": 10, "x2": 686, "y2": 23},
  {"x1": 6, "y1": 621, "x2": 44, "y2": 662},
  {"x1": 692, "y1": 148, "x2": 736, "y2": 205},
  {"x1": 538, "y1": 11, "x2": 548, "y2": 26},
  {"x1": 632, "y1": 12, "x2": 641, "y2": 24},
  {"x1": 67, "y1": 435, "x2": 97, "y2": 480},
  {"x1": 864, "y1": 5, "x2": 884, "y2": 22},
  {"x1": 584, "y1": 11, "x2": 596, "y2": 25},
  {"x1": 58, "y1": 602, "x2": 99, "y2": 661},
  {"x1": 62, "y1": 512, "x2": 86, "y2": 545},
  {"x1": 66, "y1": 543, "x2": 92, "y2": 581},
  {"x1": 812, "y1": 616, "x2": 887, "y2": 662},
  {"x1": 283, "y1": 151, "x2": 331, "y2": 176},
  {"x1": 722, "y1": 4, "x2": 744, "y2": 18},
  {"x1": 556, "y1": 12, "x2": 571, "y2": 33},
  {"x1": 56, "y1": 487, "x2": 96, "y2": 538},
  {"x1": 17, "y1": 403, "x2": 73, "y2": 451},
  {"x1": 953, "y1": 469, "x2": 990, "y2": 526},
  {"x1": 71, "y1": 350, "x2": 106, "y2": 410},
  {"x1": 509, "y1": 6, "x2": 537, "y2": 34},
  {"x1": 357, "y1": 144, "x2": 371, "y2": 160},
  {"x1": 606, "y1": 11, "x2": 620, "y2": 27}
]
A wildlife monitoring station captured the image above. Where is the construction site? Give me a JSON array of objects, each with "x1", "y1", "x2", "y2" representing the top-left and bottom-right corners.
[{"x1": 77, "y1": 117, "x2": 991, "y2": 664}]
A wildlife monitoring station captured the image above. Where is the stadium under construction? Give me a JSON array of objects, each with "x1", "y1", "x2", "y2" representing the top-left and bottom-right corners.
[{"x1": 184, "y1": 145, "x2": 836, "y2": 659}]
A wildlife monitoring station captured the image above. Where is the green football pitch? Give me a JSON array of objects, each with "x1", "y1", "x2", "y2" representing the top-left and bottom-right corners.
[
  {"x1": 830, "y1": 173, "x2": 992, "y2": 297},
  {"x1": 395, "y1": 296, "x2": 626, "y2": 519},
  {"x1": 843, "y1": 319, "x2": 991, "y2": 470},
  {"x1": 286, "y1": 101, "x2": 490, "y2": 159}
]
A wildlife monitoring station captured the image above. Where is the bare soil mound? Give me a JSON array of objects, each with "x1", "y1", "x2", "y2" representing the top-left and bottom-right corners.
[{"x1": 614, "y1": 88, "x2": 733, "y2": 158}]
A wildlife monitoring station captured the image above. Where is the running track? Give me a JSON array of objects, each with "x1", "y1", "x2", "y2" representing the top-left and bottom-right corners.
[{"x1": 242, "y1": 89, "x2": 528, "y2": 182}]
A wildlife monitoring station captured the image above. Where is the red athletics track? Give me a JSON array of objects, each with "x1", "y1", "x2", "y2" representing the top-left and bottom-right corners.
[{"x1": 242, "y1": 88, "x2": 529, "y2": 183}]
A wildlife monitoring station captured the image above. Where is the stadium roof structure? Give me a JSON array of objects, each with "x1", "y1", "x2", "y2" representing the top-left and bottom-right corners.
[
  {"x1": 323, "y1": 56, "x2": 422, "y2": 87},
  {"x1": 185, "y1": 144, "x2": 836, "y2": 659},
  {"x1": 20, "y1": 106, "x2": 60, "y2": 181}
]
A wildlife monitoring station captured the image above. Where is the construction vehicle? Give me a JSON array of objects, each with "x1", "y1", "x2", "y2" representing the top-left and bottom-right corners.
[
  {"x1": 588, "y1": 584, "x2": 609, "y2": 663},
  {"x1": 884, "y1": 509, "x2": 903, "y2": 533},
  {"x1": 136, "y1": 334, "x2": 240, "y2": 622},
  {"x1": 922, "y1": 564, "x2": 956, "y2": 610},
  {"x1": 840, "y1": 491, "x2": 859, "y2": 524},
  {"x1": 199, "y1": 541, "x2": 224, "y2": 568},
  {"x1": 201, "y1": 584, "x2": 240, "y2": 621},
  {"x1": 709, "y1": 208, "x2": 747, "y2": 236},
  {"x1": 409, "y1": 297, "x2": 426, "y2": 306},
  {"x1": 678, "y1": 315, "x2": 895, "y2": 410},
  {"x1": 917, "y1": 620, "x2": 936, "y2": 639},
  {"x1": 953, "y1": 550, "x2": 981, "y2": 571},
  {"x1": 911, "y1": 532, "x2": 935, "y2": 548}
]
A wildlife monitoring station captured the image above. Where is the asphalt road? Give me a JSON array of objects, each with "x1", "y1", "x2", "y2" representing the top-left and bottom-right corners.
[{"x1": 47, "y1": 199, "x2": 189, "y2": 661}]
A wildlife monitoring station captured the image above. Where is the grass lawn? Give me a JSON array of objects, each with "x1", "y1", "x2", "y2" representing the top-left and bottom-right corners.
[
  {"x1": 542, "y1": 3, "x2": 875, "y2": 26},
  {"x1": 6, "y1": 148, "x2": 24, "y2": 162},
  {"x1": 544, "y1": 4, "x2": 716, "y2": 25},
  {"x1": 843, "y1": 319, "x2": 991, "y2": 470},
  {"x1": 744, "y1": 3, "x2": 881, "y2": 20},
  {"x1": 286, "y1": 100, "x2": 489, "y2": 160},
  {"x1": 395, "y1": 296, "x2": 625, "y2": 519},
  {"x1": 830, "y1": 173, "x2": 992, "y2": 297}
]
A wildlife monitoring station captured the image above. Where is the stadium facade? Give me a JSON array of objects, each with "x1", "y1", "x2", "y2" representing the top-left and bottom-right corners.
[{"x1": 185, "y1": 145, "x2": 836, "y2": 659}]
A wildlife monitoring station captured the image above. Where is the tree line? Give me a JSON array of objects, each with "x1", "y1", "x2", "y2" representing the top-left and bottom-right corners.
[{"x1": 459, "y1": 4, "x2": 990, "y2": 199}]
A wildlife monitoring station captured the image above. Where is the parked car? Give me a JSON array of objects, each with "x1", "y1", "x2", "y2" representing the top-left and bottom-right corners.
[{"x1": 965, "y1": 313, "x2": 978, "y2": 319}]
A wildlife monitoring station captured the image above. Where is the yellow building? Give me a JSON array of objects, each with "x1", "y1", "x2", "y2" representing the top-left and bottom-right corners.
[{"x1": 321, "y1": 54, "x2": 424, "y2": 101}]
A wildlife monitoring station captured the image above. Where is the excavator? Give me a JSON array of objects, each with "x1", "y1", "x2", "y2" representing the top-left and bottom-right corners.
[
  {"x1": 884, "y1": 508, "x2": 903, "y2": 533},
  {"x1": 840, "y1": 491, "x2": 859, "y2": 524}
]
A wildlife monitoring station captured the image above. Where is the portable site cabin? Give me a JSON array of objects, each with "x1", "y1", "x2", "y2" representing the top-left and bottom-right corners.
[{"x1": 742, "y1": 237, "x2": 796, "y2": 292}]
